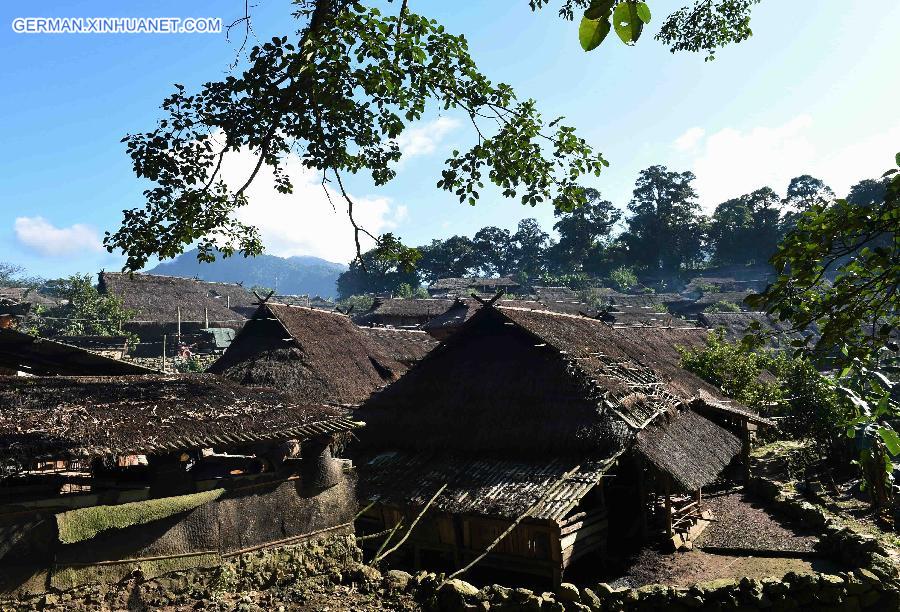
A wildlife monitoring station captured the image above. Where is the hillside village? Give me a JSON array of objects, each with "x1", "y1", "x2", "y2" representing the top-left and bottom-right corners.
[
  {"x1": 2, "y1": 0, "x2": 899, "y2": 610},
  {"x1": 0, "y1": 265, "x2": 897, "y2": 611}
]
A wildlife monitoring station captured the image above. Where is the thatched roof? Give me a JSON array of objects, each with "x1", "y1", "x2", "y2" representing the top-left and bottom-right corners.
[
  {"x1": 429, "y1": 277, "x2": 520, "y2": 292},
  {"x1": 363, "y1": 307, "x2": 741, "y2": 459},
  {"x1": 360, "y1": 328, "x2": 437, "y2": 367},
  {"x1": 693, "y1": 291, "x2": 754, "y2": 308},
  {"x1": 0, "y1": 374, "x2": 357, "y2": 471},
  {"x1": 698, "y1": 311, "x2": 813, "y2": 349},
  {"x1": 358, "y1": 298, "x2": 456, "y2": 322},
  {"x1": 358, "y1": 451, "x2": 616, "y2": 522},
  {"x1": 420, "y1": 297, "x2": 596, "y2": 339},
  {"x1": 208, "y1": 303, "x2": 409, "y2": 405},
  {"x1": 635, "y1": 408, "x2": 742, "y2": 491},
  {"x1": 0, "y1": 328, "x2": 155, "y2": 376},
  {"x1": 599, "y1": 306, "x2": 695, "y2": 328},
  {"x1": 99, "y1": 272, "x2": 256, "y2": 323},
  {"x1": 0, "y1": 287, "x2": 61, "y2": 309}
]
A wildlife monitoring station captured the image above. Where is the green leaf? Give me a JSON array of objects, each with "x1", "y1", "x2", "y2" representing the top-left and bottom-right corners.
[
  {"x1": 585, "y1": 0, "x2": 615, "y2": 20},
  {"x1": 579, "y1": 16, "x2": 611, "y2": 51},
  {"x1": 879, "y1": 427, "x2": 900, "y2": 456},
  {"x1": 895, "y1": 152, "x2": 900, "y2": 166},
  {"x1": 636, "y1": 2, "x2": 651, "y2": 24},
  {"x1": 613, "y1": 1, "x2": 643, "y2": 44}
]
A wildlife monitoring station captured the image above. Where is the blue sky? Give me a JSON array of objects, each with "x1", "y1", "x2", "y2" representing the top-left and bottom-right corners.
[{"x1": 1, "y1": 1, "x2": 898, "y2": 278}]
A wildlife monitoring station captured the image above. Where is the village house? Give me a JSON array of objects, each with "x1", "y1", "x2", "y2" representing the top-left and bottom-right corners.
[
  {"x1": 354, "y1": 297, "x2": 457, "y2": 329},
  {"x1": 0, "y1": 374, "x2": 361, "y2": 595},
  {"x1": 0, "y1": 328, "x2": 155, "y2": 376},
  {"x1": 355, "y1": 305, "x2": 767, "y2": 586},
  {"x1": 98, "y1": 272, "x2": 257, "y2": 354},
  {"x1": 208, "y1": 302, "x2": 434, "y2": 405},
  {"x1": 427, "y1": 276, "x2": 522, "y2": 298}
]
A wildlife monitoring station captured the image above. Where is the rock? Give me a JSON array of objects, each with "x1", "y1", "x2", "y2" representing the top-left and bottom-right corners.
[
  {"x1": 594, "y1": 582, "x2": 616, "y2": 596},
  {"x1": 383, "y1": 569, "x2": 412, "y2": 592},
  {"x1": 855, "y1": 568, "x2": 882, "y2": 585},
  {"x1": 580, "y1": 587, "x2": 602, "y2": 609},
  {"x1": 556, "y1": 583, "x2": 580, "y2": 603},
  {"x1": 438, "y1": 578, "x2": 482, "y2": 612},
  {"x1": 511, "y1": 588, "x2": 534, "y2": 602}
]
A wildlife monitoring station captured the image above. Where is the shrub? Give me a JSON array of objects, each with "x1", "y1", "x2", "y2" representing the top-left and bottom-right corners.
[
  {"x1": 609, "y1": 266, "x2": 637, "y2": 292},
  {"x1": 705, "y1": 300, "x2": 742, "y2": 313}
]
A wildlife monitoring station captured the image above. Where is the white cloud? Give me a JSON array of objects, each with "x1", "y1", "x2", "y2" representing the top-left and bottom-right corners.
[
  {"x1": 220, "y1": 150, "x2": 405, "y2": 264},
  {"x1": 675, "y1": 115, "x2": 900, "y2": 212},
  {"x1": 394, "y1": 116, "x2": 460, "y2": 160},
  {"x1": 14, "y1": 217, "x2": 103, "y2": 257},
  {"x1": 673, "y1": 127, "x2": 705, "y2": 152}
]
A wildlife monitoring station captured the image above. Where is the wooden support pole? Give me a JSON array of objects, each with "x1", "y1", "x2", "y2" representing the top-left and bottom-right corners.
[
  {"x1": 162, "y1": 334, "x2": 167, "y2": 373},
  {"x1": 742, "y1": 423, "x2": 752, "y2": 483},
  {"x1": 204, "y1": 307, "x2": 209, "y2": 329},
  {"x1": 664, "y1": 478, "x2": 673, "y2": 540},
  {"x1": 176, "y1": 307, "x2": 181, "y2": 345}
]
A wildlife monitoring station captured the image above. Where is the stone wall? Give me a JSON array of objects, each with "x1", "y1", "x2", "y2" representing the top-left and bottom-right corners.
[{"x1": 5, "y1": 532, "x2": 364, "y2": 611}]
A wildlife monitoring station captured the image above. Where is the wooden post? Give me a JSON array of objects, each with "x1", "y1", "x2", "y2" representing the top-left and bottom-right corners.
[
  {"x1": 664, "y1": 477, "x2": 673, "y2": 540},
  {"x1": 226, "y1": 295, "x2": 230, "y2": 309},
  {"x1": 742, "y1": 422, "x2": 752, "y2": 483},
  {"x1": 162, "y1": 334, "x2": 167, "y2": 373},
  {"x1": 176, "y1": 307, "x2": 181, "y2": 345},
  {"x1": 204, "y1": 307, "x2": 209, "y2": 329}
]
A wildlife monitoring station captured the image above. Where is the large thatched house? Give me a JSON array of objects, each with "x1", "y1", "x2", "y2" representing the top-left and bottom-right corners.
[
  {"x1": 0, "y1": 374, "x2": 361, "y2": 595},
  {"x1": 208, "y1": 303, "x2": 433, "y2": 405},
  {"x1": 356, "y1": 306, "x2": 762, "y2": 585},
  {"x1": 98, "y1": 273, "x2": 256, "y2": 352}
]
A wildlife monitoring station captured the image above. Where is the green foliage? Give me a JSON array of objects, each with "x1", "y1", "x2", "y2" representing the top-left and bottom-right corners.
[
  {"x1": 0, "y1": 262, "x2": 44, "y2": 289},
  {"x1": 708, "y1": 187, "x2": 784, "y2": 266},
  {"x1": 609, "y1": 265, "x2": 637, "y2": 291},
  {"x1": 547, "y1": 187, "x2": 621, "y2": 274},
  {"x1": 338, "y1": 293, "x2": 375, "y2": 313},
  {"x1": 537, "y1": 272, "x2": 591, "y2": 289},
  {"x1": 417, "y1": 236, "x2": 477, "y2": 283},
  {"x1": 680, "y1": 331, "x2": 852, "y2": 458},
  {"x1": 534, "y1": 0, "x2": 756, "y2": 58},
  {"x1": 108, "y1": 1, "x2": 607, "y2": 272},
  {"x1": 36, "y1": 274, "x2": 137, "y2": 343},
  {"x1": 56, "y1": 489, "x2": 224, "y2": 544},
  {"x1": 175, "y1": 355, "x2": 207, "y2": 373},
  {"x1": 748, "y1": 152, "x2": 900, "y2": 364},
  {"x1": 336, "y1": 234, "x2": 421, "y2": 299},
  {"x1": 621, "y1": 165, "x2": 706, "y2": 274},
  {"x1": 704, "y1": 300, "x2": 742, "y2": 313},
  {"x1": 395, "y1": 283, "x2": 429, "y2": 299},
  {"x1": 656, "y1": 0, "x2": 760, "y2": 61}
]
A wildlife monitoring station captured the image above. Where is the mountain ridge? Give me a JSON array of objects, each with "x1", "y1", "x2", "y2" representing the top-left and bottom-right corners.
[{"x1": 147, "y1": 249, "x2": 347, "y2": 298}]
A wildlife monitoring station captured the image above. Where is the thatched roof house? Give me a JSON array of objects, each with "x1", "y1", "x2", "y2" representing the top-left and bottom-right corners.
[
  {"x1": 208, "y1": 303, "x2": 418, "y2": 405},
  {"x1": 354, "y1": 298, "x2": 456, "y2": 328},
  {"x1": 99, "y1": 272, "x2": 256, "y2": 324},
  {"x1": 360, "y1": 327, "x2": 438, "y2": 367},
  {"x1": 427, "y1": 276, "x2": 521, "y2": 297},
  {"x1": 0, "y1": 374, "x2": 361, "y2": 594},
  {"x1": 698, "y1": 311, "x2": 813, "y2": 349},
  {"x1": 357, "y1": 305, "x2": 748, "y2": 583},
  {"x1": 0, "y1": 328, "x2": 155, "y2": 376}
]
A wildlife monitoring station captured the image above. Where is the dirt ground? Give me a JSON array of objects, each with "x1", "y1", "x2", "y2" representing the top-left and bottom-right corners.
[
  {"x1": 695, "y1": 490, "x2": 820, "y2": 552},
  {"x1": 610, "y1": 547, "x2": 841, "y2": 589}
]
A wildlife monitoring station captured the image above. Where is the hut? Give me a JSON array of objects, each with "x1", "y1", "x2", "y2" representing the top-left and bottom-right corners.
[
  {"x1": 354, "y1": 298, "x2": 456, "y2": 328},
  {"x1": 207, "y1": 302, "x2": 416, "y2": 405},
  {"x1": 427, "y1": 277, "x2": 521, "y2": 298},
  {"x1": 356, "y1": 305, "x2": 752, "y2": 585},
  {"x1": 698, "y1": 311, "x2": 816, "y2": 350},
  {"x1": 0, "y1": 374, "x2": 361, "y2": 594},
  {"x1": 0, "y1": 328, "x2": 155, "y2": 376},
  {"x1": 98, "y1": 273, "x2": 256, "y2": 352}
]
